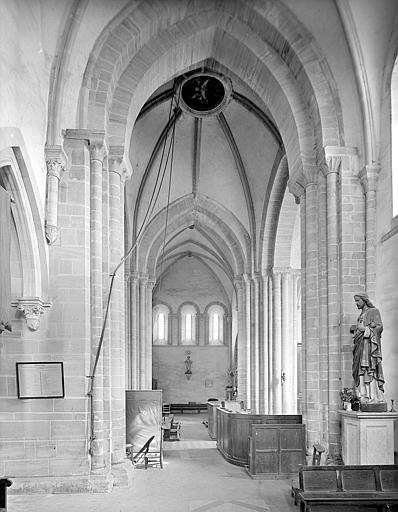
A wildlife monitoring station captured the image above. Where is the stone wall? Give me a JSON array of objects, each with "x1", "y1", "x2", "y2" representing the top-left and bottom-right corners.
[{"x1": 153, "y1": 346, "x2": 229, "y2": 404}]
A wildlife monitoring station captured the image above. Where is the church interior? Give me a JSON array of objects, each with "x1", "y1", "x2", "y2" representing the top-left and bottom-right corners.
[{"x1": 1, "y1": 0, "x2": 398, "y2": 508}]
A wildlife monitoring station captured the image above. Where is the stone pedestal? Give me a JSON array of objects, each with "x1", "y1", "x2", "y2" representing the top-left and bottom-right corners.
[{"x1": 340, "y1": 410, "x2": 398, "y2": 465}]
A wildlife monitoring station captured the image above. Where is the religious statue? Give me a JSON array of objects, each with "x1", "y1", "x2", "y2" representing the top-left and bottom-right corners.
[
  {"x1": 350, "y1": 292, "x2": 386, "y2": 408},
  {"x1": 184, "y1": 355, "x2": 192, "y2": 374}
]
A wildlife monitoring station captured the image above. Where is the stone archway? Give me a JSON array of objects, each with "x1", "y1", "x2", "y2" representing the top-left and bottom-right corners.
[{"x1": 59, "y1": 0, "x2": 354, "y2": 483}]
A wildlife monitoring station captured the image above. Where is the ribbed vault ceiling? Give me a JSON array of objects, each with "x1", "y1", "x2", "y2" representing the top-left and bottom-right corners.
[{"x1": 125, "y1": 64, "x2": 298, "y2": 296}]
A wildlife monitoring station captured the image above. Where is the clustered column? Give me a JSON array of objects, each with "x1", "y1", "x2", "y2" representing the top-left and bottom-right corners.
[
  {"x1": 127, "y1": 272, "x2": 154, "y2": 390},
  {"x1": 235, "y1": 269, "x2": 299, "y2": 414}
]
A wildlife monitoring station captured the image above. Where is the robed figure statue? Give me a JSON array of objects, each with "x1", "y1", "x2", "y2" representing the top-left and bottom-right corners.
[{"x1": 351, "y1": 292, "x2": 385, "y2": 405}]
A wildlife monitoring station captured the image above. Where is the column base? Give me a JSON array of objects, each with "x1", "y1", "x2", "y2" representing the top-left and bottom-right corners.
[
  {"x1": 88, "y1": 468, "x2": 114, "y2": 493},
  {"x1": 111, "y1": 460, "x2": 134, "y2": 487}
]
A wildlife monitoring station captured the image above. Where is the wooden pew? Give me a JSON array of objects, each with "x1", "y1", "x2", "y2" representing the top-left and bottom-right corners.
[
  {"x1": 0, "y1": 479, "x2": 12, "y2": 512},
  {"x1": 170, "y1": 403, "x2": 207, "y2": 414},
  {"x1": 296, "y1": 464, "x2": 398, "y2": 512}
]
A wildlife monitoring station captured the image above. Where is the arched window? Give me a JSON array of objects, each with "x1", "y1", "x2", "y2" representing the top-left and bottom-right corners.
[
  {"x1": 153, "y1": 304, "x2": 169, "y2": 345},
  {"x1": 391, "y1": 56, "x2": 398, "y2": 217},
  {"x1": 180, "y1": 304, "x2": 197, "y2": 345},
  {"x1": 208, "y1": 304, "x2": 224, "y2": 345}
]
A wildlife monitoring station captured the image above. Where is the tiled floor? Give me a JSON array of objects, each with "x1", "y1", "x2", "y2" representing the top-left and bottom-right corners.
[{"x1": 6, "y1": 413, "x2": 378, "y2": 511}]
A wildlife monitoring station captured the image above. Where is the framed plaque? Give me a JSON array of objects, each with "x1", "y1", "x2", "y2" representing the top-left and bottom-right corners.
[{"x1": 16, "y1": 362, "x2": 65, "y2": 399}]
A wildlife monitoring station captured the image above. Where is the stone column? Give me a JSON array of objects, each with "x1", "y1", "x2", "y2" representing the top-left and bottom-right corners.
[
  {"x1": 292, "y1": 270, "x2": 300, "y2": 412},
  {"x1": 128, "y1": 272, "x2": 139, "y2": 388},
  {"x1": 324, "y1": 149, "x2": 343, "y2": 450},
  {"x1": 243, "y1": 274, "x2": 252, "y2": 410},
  {"x1": 108, "y1": 150, "x2": 132, "y2": 482},
  {"x1": 251, "y1": 273, "x2": 261, "y2": 413},
  {"x1": 88, "y1": 136, "x2": 107, "y2": 470},
  {"x1": 101, "y1": 154, "x2": 111, "y2": 469},
  {"x1": 139, "y1": 274, "x2": 148, "y2": 388},
  {"x1": 44, "y1": 145, "x2": 66, "y2": 245},
  {"x1": 234, "y1": 276, "x2": 247, "y2": 405},
  {"x1": 317, "y1": 171, "x2": 328, "y2": 443},
  {"x1": 359, "y1": 164, "x2": 380, "y2": 298},
  {"x1": 261, "y1": 272, "x2": 271, "y2": 414},
  {"x1": 266, "y1": 271, "x2": 273, "y2": 413},
  {"x1": 272, "y1": 270, "x2": 282, "y2": 414},
  {"x1": 146, "y1": 278, "x2": 155, "y2": 389},
  {"x1": 281, "y1": 270, "x2": 295, "y2": 413},
  {"x1": 303, "y1": 181, "x2": 321, "y2": 446}
]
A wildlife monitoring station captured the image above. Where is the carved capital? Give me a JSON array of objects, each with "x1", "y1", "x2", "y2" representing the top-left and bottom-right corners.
[
  {"x1": 46, "y1": 158, "x2": 65, "y2": 180},
  {"x1": 139, "y1": 274, "x2": 149, "y2": 287},
  {"x1": 358, "y1": 164, "x2": 380, "y2": 193},
  {"x1": 89, "y1": 140, "x2": 106, "y2": 163},
  {"x1": 108, "y1": 146, "x2": 131, "y2": 182},
  {"x1": 16, "y1": 297, "x2": 51, "y2": 331},
  {"x1": 45, "y1": 145, "x2": 67, "y2": 179},
  {"x1": 234, "y1": 275, "x2": 244, "y2": 290},
  {"x1": 129, "y1": 271, "x2": 140, "y2": 283},
  {"x1": 147, "y1": 278, "x2": 156, "y2": 289},
  {"x1": 324, "y1": 155, "x2": 342, "y2": 176}
]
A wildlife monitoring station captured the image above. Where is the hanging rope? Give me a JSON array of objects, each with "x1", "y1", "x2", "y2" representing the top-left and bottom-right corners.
[{"x1": 157, "y1": 85, "x2": 181, "y2": 293}]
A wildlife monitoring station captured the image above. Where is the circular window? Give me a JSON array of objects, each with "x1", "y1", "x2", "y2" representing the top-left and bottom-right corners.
[{"x1": 179, "y1": 72, "x2": 231, "y2": 117}]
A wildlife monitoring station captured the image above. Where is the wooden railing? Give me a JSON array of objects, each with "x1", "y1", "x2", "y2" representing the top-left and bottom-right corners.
[{"x1": 132, "y1": 435, "x2": 155, "y2": 465}]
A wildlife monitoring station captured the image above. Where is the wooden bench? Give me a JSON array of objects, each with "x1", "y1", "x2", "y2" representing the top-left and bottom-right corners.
[
  {"x1": 291, "y1": 444, "x2": 325, "y2": 504},
  {"x1": 296, "y1": 464, "x2": 398, "y2": 512},
  {"x1": 0, "y1": 479, "x2": 12, "y2": 512},
  {"x1": 170, "y1": 403, "x2": 207, "y2": 414}
]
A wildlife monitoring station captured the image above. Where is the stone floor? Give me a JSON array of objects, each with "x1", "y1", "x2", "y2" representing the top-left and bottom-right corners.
[{"x1": 7, "y1": 413, "x2": 379, "y2": 512}]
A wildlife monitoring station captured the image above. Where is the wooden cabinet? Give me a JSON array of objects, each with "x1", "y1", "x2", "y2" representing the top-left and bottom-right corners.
[
  {"x1": 248, "y1": 423, "x2": 306, "y2": 478},
  {"x1": 215, "y1": 408, "x2": 302, "y2": 467}
]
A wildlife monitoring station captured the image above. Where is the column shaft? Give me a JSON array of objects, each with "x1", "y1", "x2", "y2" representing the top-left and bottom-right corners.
[
  {"x1": 326, "y1": 165, "x2": 341, "y2": 449},
  {"x1": 261, "y1": 273, "x2": 270, "y2": 414},
  {"x1": 146, "y1": 280, "x2": 155, "y2": 389},
  {"x1": 129, "y1": 273, "x2": 139, "y2": 388},
  {"x1": 281, "y1": 271, "x2": 295, "y2": 413},
  {"x1": 139, "y1": 276, "x2": 148, "y2": 388},
  {"x1": 109, "y1": 163, "x2": 125, "y2": 465},
  {"x1": 89, "y1": 140, "x2": 106, "y2": 470},
  {"x1": 304, "y1": 182, "x2": 321, "y2": 446},
  {"x1": 272, "y1": 271, "x2": 282, "y2": 414},
  {"x1": 235, "y1": 278, "x2": 247, "y2": 404},
  {"x1": 243, "y1": 274, "x2": 251, "y2": 410}
]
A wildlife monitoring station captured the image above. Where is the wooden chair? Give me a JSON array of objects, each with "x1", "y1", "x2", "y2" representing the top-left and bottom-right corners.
[
  {"x1": 162, "y1": 403, "x2": 171, "y2": 417},
  {"x1": 169, "y1": 419, "x2": 181, "y2": 440}
]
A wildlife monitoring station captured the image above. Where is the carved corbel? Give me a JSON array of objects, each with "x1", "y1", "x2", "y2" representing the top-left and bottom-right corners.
[
  {"x1": 45, "y1": 145, "x2": 67, "y2": 245},
  {"x1": 16, "y1": 297, "x2": 51, "y2": 331}
]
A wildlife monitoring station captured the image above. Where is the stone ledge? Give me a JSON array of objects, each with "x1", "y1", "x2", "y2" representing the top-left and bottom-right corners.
[{"x1": 8, "y1": 470, "x2": 116, "y2": 494}]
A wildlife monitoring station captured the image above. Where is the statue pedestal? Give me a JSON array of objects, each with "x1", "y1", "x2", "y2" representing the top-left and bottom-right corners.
[{"x1": 339, "y1": 410, "x2": 398, "y2": 465}]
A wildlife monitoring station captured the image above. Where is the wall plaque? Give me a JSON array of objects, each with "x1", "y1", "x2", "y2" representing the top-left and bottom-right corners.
[{"x1": 16, "y1": 362, "x2": 65, "y2": 399}]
